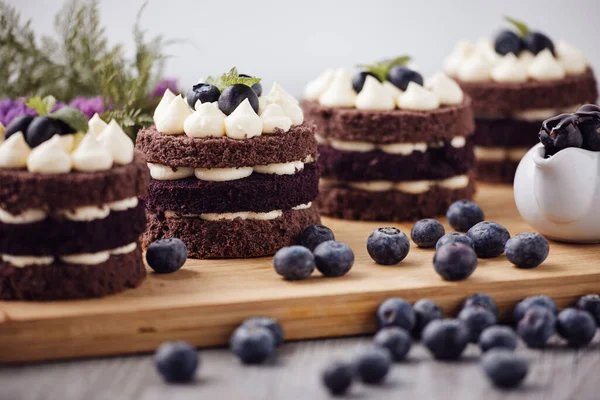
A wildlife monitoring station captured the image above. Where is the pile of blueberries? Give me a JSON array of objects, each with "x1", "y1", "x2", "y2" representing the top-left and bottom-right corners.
[
  {"x1": 352, "y1": 64, "x2": 423, "y2": 94},
  {"x1": 539, "y1": 104, "x2": 600, "y2": 155},
  {"x1": 4, "y1": 114, "x2": 76, "y2": 147},
  {"x1": 185, "y1": 73, "x2": 262, "y2": 116},
  {"x1": 494, "y1": 22, "x2": 554, "y2": 56}
]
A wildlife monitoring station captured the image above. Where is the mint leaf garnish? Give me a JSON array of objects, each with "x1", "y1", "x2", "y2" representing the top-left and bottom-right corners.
[
  {"x1": 50, "y1": 107, "x2": 89, "y2": 133},
  {"x1": 43, "y1": 95, "x2": 57, "y2": 114},
  {"x1": 25, "y1": 96, "x2": 50, "y2": 115},
  {"x1": 505, "y1": 16, "x2": 529, "y2": 36},
  {"x1": 205, "y1": 67, "x2": 261, "y2": 91},
  {"x1": 357, "y1": 55, "x2": 411, "y2": 82}
]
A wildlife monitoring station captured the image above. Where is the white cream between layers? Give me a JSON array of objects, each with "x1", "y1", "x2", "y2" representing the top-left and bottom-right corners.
[
  {"x1": 320, "y1": 175, "x2": 469, "y2": 194},
  {"x1": 1, "y1": 242, "x2": 137, "y2": 267},
  {"x1": 316, "y1": 134, "x2": 466, "y2": 154},
  {"x1": 164, "y1": 202, "x2": 312, "y2": 221},
  {"x1": 0, "y1": 197, "x2": 139, "y2": 224},
  {"x1": 477, "y1": 104, "x2": 580, "y2": 121},
  {"x1": 474, "y1": 146, "x2": 530, "y2": 162}
]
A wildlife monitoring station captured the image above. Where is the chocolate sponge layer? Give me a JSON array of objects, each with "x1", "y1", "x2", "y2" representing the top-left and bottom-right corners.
[
  {"x1": 0, "y1": 152, "x2": 150, "y2": 215},
  {"x1": 143, "y1": 207, "x2": 321, "y2": 259},
  {"x1": 302, "y1": 99, "x2": 474, "y2": 143},
  {"x1": 318, "y1": 140, "x2": 475, "y2": 182},
  {"x1": 0, "y1": 246, "x2": 146, "y2": 301},
  {"x1": 473, "y1": 118, "x2": 542, "y2": 147},
  {"x1": 146, "y1": 164, "x2": 319, "y2": 214},
  {"x1": 0, "y1": 203, "x2": 146, "y2": 256},
  {"x1": 136, "y1": 124, "x2": 318, "y2": 168}
]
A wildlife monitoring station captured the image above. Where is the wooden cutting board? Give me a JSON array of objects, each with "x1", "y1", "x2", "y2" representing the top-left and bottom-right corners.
[{"x1": 1, "y1": 184, "x2": 599, "y2": 363}]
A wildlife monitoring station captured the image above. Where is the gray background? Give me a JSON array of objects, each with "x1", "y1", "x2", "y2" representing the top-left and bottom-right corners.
[{"x1": 10, "y1": 0, "x2": 600, "y2": 96}]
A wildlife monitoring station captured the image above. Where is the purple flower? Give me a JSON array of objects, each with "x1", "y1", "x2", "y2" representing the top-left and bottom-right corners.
[
  {"x1": 69, "y1": 96, "x2": 105, "y2": 119},
  {"x1": 151, "y1": 79, "x2": 179, "y2": 97},
  {"x1": 0, "y1": 99, "x2": 36, "y2": 127}
]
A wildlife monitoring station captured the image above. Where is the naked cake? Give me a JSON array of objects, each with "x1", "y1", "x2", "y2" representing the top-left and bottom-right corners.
[{"x1": 136, "y1": 69, "x2": 320, "y2": 258}]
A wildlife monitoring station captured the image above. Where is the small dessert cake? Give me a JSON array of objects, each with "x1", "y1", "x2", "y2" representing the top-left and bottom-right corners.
[
  {"x1": 0, "y1": 108, "x2": 149, "y2": 300},
  {"x1": 302, "y1": 58, "x2": 476, "y2": 221},
  {"x1": 136, "y1": 69, "x2": 320, "y2": 258},
  {"x1": 444, "y1": 17, "x2": 598, "y2": 183}
]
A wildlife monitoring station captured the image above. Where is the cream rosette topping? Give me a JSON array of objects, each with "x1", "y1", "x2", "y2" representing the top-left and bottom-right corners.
[
  {"x1": 260, "y1": 104, "x2": 292, "y2": 133},
  {"x1": 304, "y1": 68, "x2": 335, "y2": 100},
  {"x1": 397, "y1": 82, "x2": 440, "y2": 111},
  {"x1": 425, "y1": 72, "x2": 464, "y2": 105},
  {"x1": 154, "y1": 94, "x2": 193, "y2": 135},
  {"x1": 491, "y1": 53, "x2": 528, "y2": 83},
  {"x1": 224, "y1": 99, "x2": 263, "y2": 139},
  {"x1": 0, "y1": 132, "x2": 31, "y2": 169},
  {"x1": 355, "y1": 76, "x2": 395, "y2": 111},
  {"x1": 27, "y1": 135, "x2": 72, "y2": 174},
  {"x1": 262, "y1": 83, "x2": 304, "y2": 126},
  {"x1": 72, "y1": 132, "x2": 113, "y2": 172},
  {"x1": 318, "y1": 70, "x2": 357, "y2": 108},
  {"x1": 97, "y1": 119, "x2": 135, "y2": 165},
  {"x1": 556, "y1": 40, "x2": 588, "y2": 75},
  {"x1": 528, "y1": 49, "x2": 566, "y2": 81},
  {"x1": 184, "y1": 101, "x2": 226, "y2": 138},
  {"x1": 88, "y1": 113, "x2": 108, "y2": 137}
]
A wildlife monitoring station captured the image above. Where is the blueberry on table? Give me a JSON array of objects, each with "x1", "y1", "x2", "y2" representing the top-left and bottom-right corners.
[
  {"x1": 411, "y1": 219, "x2": 445, "y2": 248},
  {"x1": 556, "y1": 308, "x2": 597, "y2": 348},
  {"x1": 387, "y1": 66, "x2": 423, "y2": 91},
  {"x1": 577, "y1": 294, "x2": 600, "y2": 325},
  {"x1": 218, "y1": 83, "x2": 260, "y2": 115},
  {"x1": 494, "y1": 30, "x2": 523, "y2": 55},
  {"x1": 230, "y1": 325, "x2": 275, "y2": 364},
  {"x1": 458, "y1": 306, "x2": 498, "y2": 343},
  {"x1": 575, "y1": 107, "x2": 600, "y2": 151},
  {"x1": 4, "y1": 115, "x2": 35, "y2": 140},
  {"x1": 466, "y1": 221, "x2": 510, "y2": 258},
  {"x1": 463, "y1": 293, "x2": 499, "y2": 318},
  {"x1": 313, "y1": 240, "x2": 354, "y2": 277},
  {"x1": 422, "y1": 319, "x2": 470, "y2": 361},
  {"x1": 413, "y1": 299, "x2": 443, "y2": 338},
  {"x1": 352, "y1": 71, "x2": 380, "y2": 93},
  {"x1": 433, "y1": 242, "x2": 478, "y2": 281},
  {"x1": 273, "y1": 246, "x2": 315, "y2": 281},
  {"x1": 446, "y1": 200, "x2": 484, "y2": 232},
  {"x1": 539, "y1": 113, "x2": 583, "y2": 155},
  {"x1": 185, "y1": 83, "x2": 221, "y2": 109},
  {"x1": 482, "y1": 349, "x2": 528, "y2": 389},
  {"x1": 239, "y1": 74, "x2": 263, "y2": 96},
  {"x1": 352, "y1": 345, "x2": 392, "y2": 384},
  {"x1": 367, "y1": 227, "x2": 410, "y2": 265},
  {"x1": 436, "y1": 232, "x2": 474, "y2": 250},
  {"x1": 513, "y1": 295, "x2": 558, "y2": 322},
  {"x1": 376, "y1": 297, "x2": 416, "y2": 331},
  {"x1": 517, "y1": 306, "x2": 556, "y2": 348},
  {"x1": 321, "y1": 361, "x2": 354, "y2": 396},
  {"x1": 522, "y1": 31, "x2": 555, "y2": 55},
  {"x1": 505, "y1": 232, "x2": 549, "y2": 269},
  {"x1": 25, "y1": 116, "x2": 64, "y2": 148},
  {"x1": 300, "y1": 224, "x2": 335, "y2": 251},
  {"x1": 479, "y1": 326, "x2": 518, "y2": 353},
  {"x1": 154, "y1": 341, "x2": 199, "y2": 383},
  {"x1": 373, "y1": 327, "x2": 412, "y2": 362},
  {"x1": 241, "y1": 317, "x2": 285, "y2": 347},
  {"x1": 146, "y1": 238, "x2": 188, "y2": 274}
]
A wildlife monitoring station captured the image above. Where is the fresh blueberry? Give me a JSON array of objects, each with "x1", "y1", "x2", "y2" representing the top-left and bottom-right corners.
[
  {"x1": 482, "y1": 349, "x2": 528, "y2": 388},
  {"x1": 218, "y1": 83, "x2": 259, "y2": 115},
  {"x1": 367, "y1": 227, "x2": 410, "y2": 265},
  {"x1": 352, "y1": 71, "x2": 380, "y2": 93},
  {"x1": 458, "y1": 306, "x2": 497, "y2": 343},
  {"x1": 556, "y1": 308, "x2": 597, "y2": 347},
  {"x1": 517, "y1": 306, "x2": 556, "y2": 348},
  {"x1": 154, "y1": 341, "x2": 199, "y2": 383},
  {"x1": 422, "y1": 319, "x2": 470, "y2": 360},
  {"x1": 494, "y1": 30, "x2": 523, "y2": 55},
  {"x1": 239, "y1": 74, "x2": 263, "y2": 96},
  {"x1": 479, "y1": 326, "x2": 518, "y2": 353},
  {"x1": 373, "y1": 327, "x2": 412, "y2": 362},
  {"x1": 433, "y1": 243, "x2": 478, "y2": 281},
  {"x1": 513, "y1": 295, "x2": 558, "y2": 322},
  {"x1": 505, "y1": 233, "x2": 549, "y2": 269},
  {"x1": 321, "y1": 361, "x2": 354, "y2": 396},
  {"x1": 376, "y1": 298, "x2": 416, "y2": 331},
  {"x1": 146, "y1": 238, "x2": 188, "y2": 274},
  {"x1": 313, "y1": 240, "x2": 354, "y2": 277},
  {"x1": 185, "y1": 83, "x2": 221, "y2": 108},
  {"x1": 522, "y1": 31, "x2": 555, "y2": 55},
  {"x1": 273, "y1": 245, "x2": 315, "y2": 281},
  {"x1": 353, "y1": 345, "x2": 392, "y2": 384},
  {"x1": 463, "y1": 293, "x2": 499, "y2": 318},
  {"x1": 230, "y1": 325, "x2": 275, "y2": 364},
  {"x1": 300, "y1": 224, "x2": 335, "y2": 251},
  {"x1": 575, "y1": 105, "x2": 600, "y2": 151},
  {"x1": 413, "y1": 299, "x2": 443, "y2": 338},
  {"x1": 411, "y1": 219, "x2": 445, "y2": 248},
  {"x1": 539, "y1": 113, "x2": 583, "y2": 155},
  {"x1": 241, "y1": 317, "x2": 284, "y2": 347},
  {"x1": 436, "y1": 232, "x2": 474, "y2": 250},
  {"x1": 446, "y1": 200, "x2": 485, "y2": 232},
  {"x1": 25, "y1": 116, "x2": 64, "y2": 148},
  {"x1": 386, "y1": 66, "x2": 423, "y2": 91},
  {"x1": 577, "y1": 294, "x2": 600, "y2": 325},
  {"x1": 4, "y1": 114, "x2": 35, "y2": 140},
  {"x1": 466, "y1": 221, "x2": 510, "y2": 258}
]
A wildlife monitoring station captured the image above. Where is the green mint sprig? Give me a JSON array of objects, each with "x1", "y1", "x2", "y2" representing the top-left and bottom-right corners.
[
  {"x1": 50, "y1": 107, "x2": 89, "y2": 133},
  {"x1": 505, "y1": 16, "x2": 529, "y2": 37},
  {"x1": 25, "y1": 95, "x2": 57, "y2": 116},
  {"x1": 205, "y1": 67, "x2": 261, "y2": 91},
  {"x1": 357, "y1": 55, "x2": 411, "y2": 82}
]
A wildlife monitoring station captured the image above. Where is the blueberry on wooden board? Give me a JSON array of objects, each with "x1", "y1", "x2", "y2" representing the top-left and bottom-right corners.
[
  {"x1": 446, "y1": 200, "x2": 484, "y2": 232},
  {"x1": 146, "y1": 238, "x2": 188, "y2": 274},
  {"x1": 313, "y1": 240, "x2": 354, "y2": 277},
  {"x1": 376, "y1": 298, "x2": 416, "y2": 332},
  {"x1": 505, "y1": 232, "x2": 549, "y2": 269},
  {"x1": 367, "y1": 227, "x2": 410, "y2": 265},
  {"x1": 273, "y1": 246, "x2": 315, "y2": 281},
  {"x1": 411, "y1": 219, "x2": 445, "y2": 248},
  {"x1": 300, "y1": 224, "x2": 335, "y2": 251},
  {"x1": 466, "y1": 221, "x2": 510, "y2": 258},
  {"x1": 433, "y1": 243, "x2": 478, "y2": 281}
]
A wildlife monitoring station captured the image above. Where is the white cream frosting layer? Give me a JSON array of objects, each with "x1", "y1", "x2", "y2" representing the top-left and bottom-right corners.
[
  {"x1": 321, "y1": 175, "x2": 470, "y2": 194},
  {"x1": 316, "y1": 134, "x2": 466, "y2": 154},
  {"x1": 477, "y1": 104, "x2": 580, "y2": 121},
  {"x1": 165, "y1": 202, "x2": 312, "y2": 221},
  {"x1": 0, "y1": 197, "x2": 139, "y2": 224},
  {"x1": 1, "y1": 242, "x2": 137, "y2": 267},
  {"x1": 474, "y1": 146, "x2": 529, "y2": 162}
]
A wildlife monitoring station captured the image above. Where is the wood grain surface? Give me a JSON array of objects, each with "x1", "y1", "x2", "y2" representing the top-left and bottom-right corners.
[{"x1": 1, "y1": 183, "x2": 599, "y2": 363}]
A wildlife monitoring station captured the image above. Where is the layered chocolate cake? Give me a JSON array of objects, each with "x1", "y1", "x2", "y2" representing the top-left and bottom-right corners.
[
  {"x1": 0, "y1": 109, "x2": 149, "y2": 300},
  {"x1": 444, "y1": 17, "x2": 598, "y2": 182},
  {"x1": 137, "y1": 69, "x2": 320, "y2": 258},
  {"x1": 302, "y1": 58, "x2": 476, "y2": 221}
]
